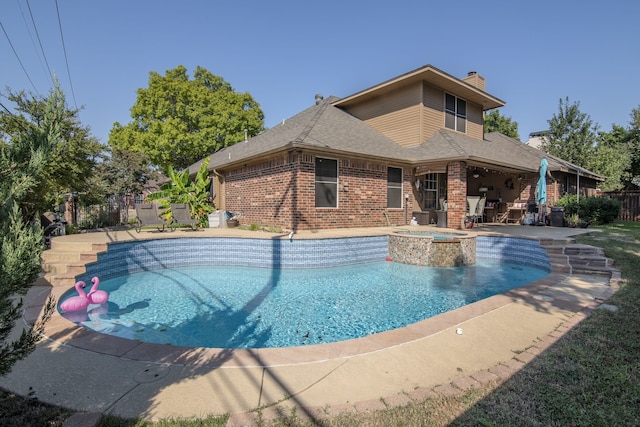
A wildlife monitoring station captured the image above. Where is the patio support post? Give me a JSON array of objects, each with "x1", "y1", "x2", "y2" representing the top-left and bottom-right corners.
[{"x1": 446, "y1": 161, "x2": 467, "y2": 230}]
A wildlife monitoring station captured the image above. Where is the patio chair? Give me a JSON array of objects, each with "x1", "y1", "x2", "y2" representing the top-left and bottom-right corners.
[
  {"x1": 134, "y1": 203, "x2": 169, "y2": 233},
  {"x1": 475, "y1": 197, "x2": 487, "y2": 223},
  {"x1": 466, "y1": 196, "x2": 480, "y2": 220},
  {"x1": 169, "y1": 203, "x2": 200, "y2": 231}
]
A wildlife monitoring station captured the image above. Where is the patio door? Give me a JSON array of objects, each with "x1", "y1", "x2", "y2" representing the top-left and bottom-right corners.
[{"x1": 419, "y1": 173, "x2": 447, "y2": 210}]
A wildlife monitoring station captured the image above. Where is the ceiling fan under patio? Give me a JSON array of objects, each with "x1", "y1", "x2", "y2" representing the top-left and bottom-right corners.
[{"x1": 471, "y1": 168, "x2": 486, "y2": 179}]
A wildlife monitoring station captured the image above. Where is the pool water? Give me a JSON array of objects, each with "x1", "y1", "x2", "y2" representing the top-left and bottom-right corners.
[{"x1": 61, "y1": 261, "x2": 548, "y2": 349}]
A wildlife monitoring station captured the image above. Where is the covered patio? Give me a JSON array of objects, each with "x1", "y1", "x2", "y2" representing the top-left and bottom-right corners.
[{"x1": 408, "y1": 132, "x2": 602, "y2": 230}]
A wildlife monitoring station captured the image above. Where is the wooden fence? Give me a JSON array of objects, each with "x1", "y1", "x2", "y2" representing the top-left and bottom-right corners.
[{"x1": 602, "y1": 191, "x2": 640, "y2": 222}]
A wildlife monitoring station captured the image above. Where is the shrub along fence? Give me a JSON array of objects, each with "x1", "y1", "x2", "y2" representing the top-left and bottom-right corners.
[{"x1": 601, "y1": 190, "x2": 640, "y2": 222}]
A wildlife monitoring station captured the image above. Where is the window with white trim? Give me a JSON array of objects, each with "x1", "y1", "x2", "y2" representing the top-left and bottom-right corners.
[
  {"x1": 445, "y1": 93, "x2": 466, "y2": 133},
  {"x1": 387, "y1": 167, "x2": 403, "y2": 208},
  {"x1": 423, "y1": 173, "x2": 438, "y2": 209},
  {"x1": 315, "y1": 158, "x2": 338, "y2": 208}
]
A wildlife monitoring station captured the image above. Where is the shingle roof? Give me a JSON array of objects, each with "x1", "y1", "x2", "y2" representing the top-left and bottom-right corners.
[
  {"x1": 189, "y1": 99, "x2": 603, "y2": 181},
  {"x1": 189, "y1": 97, "x2": 407, "y2": 174}
]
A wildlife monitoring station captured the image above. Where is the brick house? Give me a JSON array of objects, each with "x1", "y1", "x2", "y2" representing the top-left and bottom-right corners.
[{"x1": 188, "y1": 64, "x2": 602, "y2": 230}]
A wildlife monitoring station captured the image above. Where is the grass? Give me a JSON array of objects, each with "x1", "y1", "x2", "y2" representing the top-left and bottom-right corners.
[
  {"x1": 0, "y1": 389, "x2": 72, "y2": 427},
  {"x1": 2, "y1": 222, "x2": 639, "y2": 426}
]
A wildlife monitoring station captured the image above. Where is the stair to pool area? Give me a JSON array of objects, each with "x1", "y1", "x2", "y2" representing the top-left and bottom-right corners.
[
  {"x1": 541, "y1": 239, "x2": 616, "y2": 277},
  {"x1": 41, "y1": 239, "x2": 107, "y2": 287}
]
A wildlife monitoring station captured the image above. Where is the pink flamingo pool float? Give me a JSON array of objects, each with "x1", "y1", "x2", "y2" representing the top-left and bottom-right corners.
[
  {"x1": 87, "y1": 276, "x2": 109, "y2": 304},
  {"x1": 60, "y1": 276, "x2": 109, "y2": 312},
  {"x1": 59, "y1": 281, "x2": 90, "y2": 312}
]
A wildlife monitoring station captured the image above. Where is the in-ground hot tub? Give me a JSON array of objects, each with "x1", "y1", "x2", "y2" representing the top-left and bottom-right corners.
[{"x1": 389, "y1": 230, "x2": 475, "y2": 267}]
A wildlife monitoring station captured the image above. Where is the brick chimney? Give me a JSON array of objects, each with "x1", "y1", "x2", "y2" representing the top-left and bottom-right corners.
[{"x1": 462, "y1": 71, "x2": 486, "y2": 91}]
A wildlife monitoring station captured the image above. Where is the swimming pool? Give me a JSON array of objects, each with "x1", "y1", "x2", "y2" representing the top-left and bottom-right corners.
[
  {"x1": 59, "y1": 236, "x2": 552, "y2": 349},
  {"x1": 61, "y1": 260, "x2": 548, "y2": 348}
]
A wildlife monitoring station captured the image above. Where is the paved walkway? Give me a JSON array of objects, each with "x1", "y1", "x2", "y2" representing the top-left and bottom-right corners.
[{"x1": 0, "y1": 224, "x2": 620, "y2": 425}]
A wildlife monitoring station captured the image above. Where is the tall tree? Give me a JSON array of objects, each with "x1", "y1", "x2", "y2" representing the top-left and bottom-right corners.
[
  {"x1": 541, "y1": 97, "x2": 597, "y2": 167},
  {"x1": 109, "y1": 65, "x2": 265, "y2": 174},
  {"x1": 87, "y1": 147, "x2": 157, "y2": 203},
  {"x1": 590, "y1": 125, "x2": 631, "y2": 191},
  {"x1": 0, "y1": 89, "x2": 103, "y2": 215},
  {"x1": 0, "y1": 85, "x2": 62, "y2": 375},
  {"x1": 626, "y1": 105, "x2": 640, "y2": 187},
  {"x1": 484, "y1": 109, "x2": 520, "y2": 139}
]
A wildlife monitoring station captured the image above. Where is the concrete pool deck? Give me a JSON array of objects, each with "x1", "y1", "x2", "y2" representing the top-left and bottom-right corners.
[{"x1": 1, "y1": 224, "x2": 621, "y2": 425}]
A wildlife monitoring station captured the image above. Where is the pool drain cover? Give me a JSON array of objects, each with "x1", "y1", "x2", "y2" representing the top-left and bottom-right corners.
[{"x1": 134, "y1": 364, "x2": 171, "y2": 384}]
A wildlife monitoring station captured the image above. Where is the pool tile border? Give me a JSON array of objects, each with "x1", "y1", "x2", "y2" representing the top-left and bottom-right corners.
[{"x1": 38, "y1": 230, "x2": 608, "y2": 369}]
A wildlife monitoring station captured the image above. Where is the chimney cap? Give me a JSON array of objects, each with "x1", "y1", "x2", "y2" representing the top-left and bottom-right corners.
[
  {"x1": 467, "y1": 71, "x2": 477, "y2": 76},
  {"x1": 315, "y1": 94, "x2": 324, "y2": 105}
]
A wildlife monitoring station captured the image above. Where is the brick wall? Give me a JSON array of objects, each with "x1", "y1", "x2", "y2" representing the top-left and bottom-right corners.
[
  {"x1": 447, "y1": 161, "x2": 467, "y2": 229},
  {"x1": 223, "y1": 152, "x2": 410, "y2": 230},
  {"x1": 225, "y1": 153, "x2": 297, "y2": 229}
]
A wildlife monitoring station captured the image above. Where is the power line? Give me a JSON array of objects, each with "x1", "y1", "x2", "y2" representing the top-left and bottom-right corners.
[
  {"x1": 16, "y1": 0, "x2": 47, "y2": 84},
  {"x1": 55, "y1": 0, "x2": 77, "y2": 109},
  {"x1": 0, "y1": 100, "x2": 14, "y2": 115},
  {"x1": 0, "y1": 99, "x2": 34, "y2": 134},
  {"x1": 0, "y1": 19, "x2": 40, "y2": 94},
  {"x1": 25, "y1": 0, "x2": 55, "y2": 87}
]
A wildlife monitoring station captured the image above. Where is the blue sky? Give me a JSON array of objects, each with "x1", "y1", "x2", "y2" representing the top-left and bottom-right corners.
[{"x1": 2, "y1": 1, "x2": 638, "y2": 145}]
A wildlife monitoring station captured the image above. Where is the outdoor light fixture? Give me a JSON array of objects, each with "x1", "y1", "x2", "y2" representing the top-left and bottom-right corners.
[
  {"x1": 404, "y1": 194, "x2": 410, "y2": 225},
  {"x1": 472, "y1": 171, "x2": 480, "y2": 179}
]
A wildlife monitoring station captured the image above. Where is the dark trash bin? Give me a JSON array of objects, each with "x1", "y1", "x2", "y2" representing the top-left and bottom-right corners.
[{"x1": 550, "y1": 207, "x2": 565, "y2": 227}]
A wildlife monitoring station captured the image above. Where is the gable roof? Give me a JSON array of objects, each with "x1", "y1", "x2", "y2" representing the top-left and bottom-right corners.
[{"x1": 333, "y1": 64, "x2": 505, "y2": 111}]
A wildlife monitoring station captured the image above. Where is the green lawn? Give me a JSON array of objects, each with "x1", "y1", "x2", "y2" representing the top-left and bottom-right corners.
[{"x1": 2, "y1": 222, "x2": 639, "y2": 426}]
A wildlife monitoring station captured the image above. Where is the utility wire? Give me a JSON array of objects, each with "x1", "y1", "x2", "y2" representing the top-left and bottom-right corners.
[
  {"x1": 0, "y1": 99, "x2": 32, "y2": 134},
  {"x1": 0, "y1": 19, "x2": 40, "y2": 94},
  {"x1": 17, "y1": 0, "x2": 47, "y2": 88},
  {"x1": 55, "y1": 0, "x2": 77, "y2": 109},
  {"x1": 25, "y1": 0, "x2": 55, "y2": 87},
  {"x1": 0, "y1": 100, "x2": 14, "y2": 115}
]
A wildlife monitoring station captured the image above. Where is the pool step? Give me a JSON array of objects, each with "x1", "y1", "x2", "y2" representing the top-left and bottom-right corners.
[
  {"x1": 544, "y1": 240, "x2": 615, "y2": 277},
  {"x1": 41, "y1": 240, "x2": 106, "y2": 287}
]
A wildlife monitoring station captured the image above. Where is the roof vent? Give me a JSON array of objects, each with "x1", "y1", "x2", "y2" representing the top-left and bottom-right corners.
[{"x1": 315, "y1": 94, "x2": 324, "y2": 105}]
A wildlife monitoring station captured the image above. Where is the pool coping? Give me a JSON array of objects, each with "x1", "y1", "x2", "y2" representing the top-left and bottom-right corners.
[
  {"x1": 38, "y1": 275, "x2": 566, "y2": 368},
  {"x1": 12, "y1": 224, "x2": 621, "y2": 422},
  {"x1": 31, "y1": 226, "x2": 611, "y2": 369}
]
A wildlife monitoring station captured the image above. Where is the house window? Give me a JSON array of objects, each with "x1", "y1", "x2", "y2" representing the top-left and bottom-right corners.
[
  {"x1": 387, "y1": 167, "x2": 403, "y2": 208},
  {"x1": 445, "y1": 93, "x2": 466, "y2": 133},
  {"x1": 423, "y1": 173, "x2": 438, "y2": 209},
  {"x1": 315, "y1": 158, "x2": 338, "y2": 208},
  {"x1": 417, "y1": 173, "x2": 447, "y2": 209}
]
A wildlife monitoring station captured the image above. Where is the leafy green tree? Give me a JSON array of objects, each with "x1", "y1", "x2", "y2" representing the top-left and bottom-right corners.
[
  {"x1": 147, "y1": 158, "x2": 214, "y2": 226},
  {"x1": 109, "y1": 65, "x2": 265, "y2": 174},
  {"x1": 0, "y1": 85, "x2": 62, "y2": 375},
  {"x1": 626, "y1": 106, "x2": 640, "y2": 187},
  {"x1": 484, "y1": 109, "x2": 520, "y2": 139},
  {"x1": 590, "y1": 126, "x2": 631, "y2": 191},
  {"x1": 541, "y1": 97, "x2": 597, "y2": 168},
  {"x1": 0, "y1": 88, "x2": 103, "y2": 215},
  {"x1": 87, "y1": 147, "x2": 157, "y2": 203}
]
